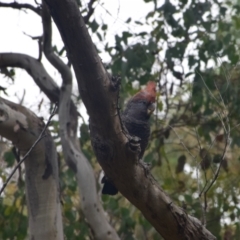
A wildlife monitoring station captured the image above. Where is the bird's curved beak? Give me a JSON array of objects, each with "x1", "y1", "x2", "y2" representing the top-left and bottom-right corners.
[{"x1": 147, "y1": 103, "x2": 156, "y2": 115}]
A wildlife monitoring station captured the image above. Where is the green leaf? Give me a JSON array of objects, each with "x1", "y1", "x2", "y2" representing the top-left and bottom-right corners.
[
  {"x1": 122, "y1": 31, "x2": 132, "y2": 45},
  {"x1": 80, "y1": 123, "x2": 90, "y2": 146},
  {"x1": 125, "y1": 17, "x2": 131, "y2": 23},
  {"x1": 101, "y1": 24, "x2": 107, "y2": 31},
  {"x1": 89, "y1": 19, "x2": 99, "y2": 33},
  {"x1": 4, "y1": 151, "x2": 15, "y2": 167}
]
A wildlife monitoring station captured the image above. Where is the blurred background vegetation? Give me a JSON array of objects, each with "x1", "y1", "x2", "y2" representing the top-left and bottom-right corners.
[{"x1": 1, "y1": 0, "x2": 240, "y2": 239}]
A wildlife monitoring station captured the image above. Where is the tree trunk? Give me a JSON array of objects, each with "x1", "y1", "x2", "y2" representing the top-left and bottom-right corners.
[
  {"x1": 0, "y1": 98, "x2": 64, "y2": 240},
  {"x1": 44, "y1": 0, "x2": 216, "y2": 239}
]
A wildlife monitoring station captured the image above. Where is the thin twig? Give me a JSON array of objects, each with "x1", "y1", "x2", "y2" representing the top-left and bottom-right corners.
[
  {"x1": 0, "y1": 1, "x2": 41, "y2": 15},
  {"x1": 169, "y1": 125, "x2": 196, "y2": 159},
  {"x1": 197, "y1": 71, "x2": 231, "y2": 217},
  {"x1": 203, "y1": 134, "x2": 230, "y2": 196},
  {"x1": 0, "y1": 104, "x2": 57, "y2": 196},
  {"x1": 196, "y1": 71, "x2": 220, "y2": 105}
]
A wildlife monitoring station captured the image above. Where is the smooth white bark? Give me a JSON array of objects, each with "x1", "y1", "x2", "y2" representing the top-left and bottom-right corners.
[{"x1": 0, "y1": 98, "x2": 64, "y2": 240}]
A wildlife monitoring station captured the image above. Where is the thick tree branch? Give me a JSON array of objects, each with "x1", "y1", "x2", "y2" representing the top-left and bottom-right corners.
[
  {"x1": 0, "y1": 104, "x2": 56, "y2": 196},
  {"x1": 0, "y1": 98, "x2": 63, "y2": 240},
  {"x1": 0, "y1": 53, "x2": 59, "y2": 102},
  {"x1": 0, "y1": 52, "x2": 77, "y2": 128},
  {"x1": 44, "y1": 0, "x2": 216, "y2": 239},
  {"x1": 0, "y1": 1, "x2": 41, "y2": 15},
  {"x1": 41, "y1": 0, "x2": 78, "y2": 131},
  {"x1": 42, "y1": 1, "x2": 71, "y2": 81},
  {"x1": 0, "y1": 52, "x2": 79, "y2": 136}
]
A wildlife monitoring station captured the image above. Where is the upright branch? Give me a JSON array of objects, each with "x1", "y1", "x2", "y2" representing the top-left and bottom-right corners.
[
  {"x1": 0, "y1": 98, "x2": 63, "y2": 240},
  {"x1": 41, "y1": 2, "x2": 120, "y2": 238},
  {"x1": 58, "y1": 61, "x2": 120, "y2": 240},
  {"x1": 42, "y1": 1, "x2": 72, "y2": 81}
]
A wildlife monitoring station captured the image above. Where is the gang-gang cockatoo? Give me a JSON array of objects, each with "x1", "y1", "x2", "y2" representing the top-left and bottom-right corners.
[{"x1": 102, "y1": 81, "x2": 157, "y2": 195}]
